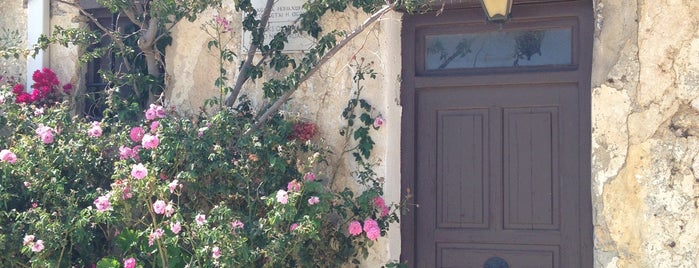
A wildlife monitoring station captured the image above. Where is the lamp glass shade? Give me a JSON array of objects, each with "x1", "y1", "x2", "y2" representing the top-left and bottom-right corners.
[{"x1": 480, "y1": 0, "x2": 513, "y2": 22}]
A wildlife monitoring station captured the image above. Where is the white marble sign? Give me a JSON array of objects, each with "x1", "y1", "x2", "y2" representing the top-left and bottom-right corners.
[{"x1": 242, "y1": 0, "x2": 315, "y2": 53}]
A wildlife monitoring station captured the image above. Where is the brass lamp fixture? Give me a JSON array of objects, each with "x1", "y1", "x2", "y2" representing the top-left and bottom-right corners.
[{"x1": 479, "y1": 0, "x2": 513, "y2": 22}]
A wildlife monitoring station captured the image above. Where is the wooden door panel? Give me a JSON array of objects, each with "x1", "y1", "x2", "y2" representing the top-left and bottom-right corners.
[
  {"x1": 503, "y1": 107, "x2": 560, "y2": 230},
  {"x1": 437, "y1": 109, "x2": 489, "y2": 229},
  {"x1": 437, "y1": 243, "x2": 559, "y2": 268}
]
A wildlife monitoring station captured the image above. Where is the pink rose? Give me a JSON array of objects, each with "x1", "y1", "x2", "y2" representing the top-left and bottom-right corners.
[
  {"x1": 87, "y1": 121, "x2": 102, "y2": 137},
  {"x1": 170, "y1": 221, "x2": 182, "y2": 234},
  {"x1": 150, "y1": 121, "x2": 159, "y2": 133},
  {"x1": 348, "y1": 221, "x2": 362, "y2": 236},
  {"x1": 130, "y1": 127, "x2": 144, "y2": 142},
  {"x1": 35, "y1": 124, "x2": 54, "y2": 144},
  {"x1": 287, "y1": 180, "x2": 301, "y2": 192},
  {"x1": 153, "y1": 200, "x2": 166, "y2": 214},
  {"x1": 148, "y1": 229, "x2": 164, "y2": 246},
  {"x1": 308, "y1": 196, "x2": 320, "y2": 205},
  {"x1": 212, "y1": 246, "x2": 221, "y2": 259},
  {"x1": 289, "y1": 223, "x2": 299, "y2": 232},
  {"x1": 0, "y1": 94, "x2": 4, "y2": 104},
  {"x1": 141, "y1": 134, "x2": 159, "y2": 149},
  {"x1": 276, "y1": 190, "x2": 289, "y2": 204},
  {"x1": 363, "y1": 218, "x2": 381, "y2": 241},
  {"x1": 195, "y1": 214, "x2": 206, "y2": 226},
  {"x1": 381, "y1": 206, "x2": 390, "y2": 217},
  {"x1": 164, "y1": 203, "x2": 175, "y2": 217},
  {"x1": 0, "y1": 149, "x2": 17, "y2": 163},
  {"x1": 168, "y1": 179, "x2": 180, "y2": 193},
  {"x1": 303, "y1": 172, "x2": 316, "y2": 182},
  {"x1": 122, "y1": 187, "x2": 133, "y2": 199},
  {"x1": 31, "y1": 240, "x2": 44, "y2": 252},
  {"x1": 34, "y1": 107, "x2": 43, "y2": 116},
  {"x1": 123, "y1": 258, "x2": 136, "y2": 268},
  {"x1": 231, "y1": 220, "x2": 244, "y2": 230},
  {"x1": 373, "y1": 196, "x2": 386, "y2": 208},
  {"x1": 366, "y1": 226, "x2": 381, "y2": 241},
  {"x1": 131, "y1": 163, "x2": 148, "y2": 179},
  {"x1": 23, "y1": 235, "x2": 35, "y2": 246},
  {"x1": 363, "y1": 218, "x2": 378, "y2": 232},
  {"x1": 373, "y1": 116, "x2": 385, "y2": 128},
  {"x1": 145, "y1": 104, "x2": 165, "y2": 120},
  {"x1": 23, "y1": 181, "x2": 30, "y2": 188},
  {"x1": 94, "y1": 195, "x2": 112, "y2": 212}
]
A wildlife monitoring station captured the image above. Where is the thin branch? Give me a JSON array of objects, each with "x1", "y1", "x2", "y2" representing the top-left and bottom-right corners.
[
  {"x1": 224, "y1": 0, "x2": 276, "y2": 106},
  {"x1": 249, "y1": 3, "x2": 396, "y2": 132}
]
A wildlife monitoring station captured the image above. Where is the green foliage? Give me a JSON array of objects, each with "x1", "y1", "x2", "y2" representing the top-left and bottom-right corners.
[{"x1": 0, "y1": 65, "x2": 398, "y2": 266}]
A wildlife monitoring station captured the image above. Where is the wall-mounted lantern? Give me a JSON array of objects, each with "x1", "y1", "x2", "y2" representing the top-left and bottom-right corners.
[{"x1": 479, "y1": 0, "x2": 513, "y2": 22}]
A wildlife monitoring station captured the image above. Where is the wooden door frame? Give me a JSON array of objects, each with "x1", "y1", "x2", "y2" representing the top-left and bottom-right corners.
[{"x1": 399, "y1": 0, "x2": 594, "y2": 266}]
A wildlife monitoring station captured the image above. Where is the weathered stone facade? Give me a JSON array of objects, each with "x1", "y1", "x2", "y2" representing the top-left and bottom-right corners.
[
  {"x1": 4, "y1": 0, "x2": 699, "y2": 266},
  {"x1": 591, "y1": 0, "x2": 699, "y2": 267}
]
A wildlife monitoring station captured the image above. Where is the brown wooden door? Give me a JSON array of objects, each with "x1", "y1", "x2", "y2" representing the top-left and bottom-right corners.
[{"x1": 401, "y1": 1, "x2": 593, "y2": 267}]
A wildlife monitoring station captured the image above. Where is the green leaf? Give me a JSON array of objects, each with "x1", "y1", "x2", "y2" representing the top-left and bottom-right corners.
[{"x1": 96, "y1": 257, "x2": 120, "y2": 268}]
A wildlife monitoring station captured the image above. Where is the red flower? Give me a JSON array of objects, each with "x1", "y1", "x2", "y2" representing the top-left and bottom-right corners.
[
  {"x1": 291, "y1": 122, "x2": 318, "y2": 142},
  {"x1": 12, "y1": 84, "x2": 24, "y2": 94}
]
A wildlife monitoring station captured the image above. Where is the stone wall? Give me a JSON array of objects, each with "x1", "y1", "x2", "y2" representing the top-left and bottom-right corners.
[
  {"x1": 0, "y1": 0, "x2": 27, "y2": 82},
  {"x1": 591, "y1": 0, "x2": 699, "y2": 267}
]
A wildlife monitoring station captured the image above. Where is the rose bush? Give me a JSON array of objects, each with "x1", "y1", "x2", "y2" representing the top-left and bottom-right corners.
[{"x1": 0, "y1": 67, "x2": 399, "y2": 267}]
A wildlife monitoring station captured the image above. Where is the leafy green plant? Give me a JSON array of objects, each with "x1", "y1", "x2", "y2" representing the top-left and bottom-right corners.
[{"x1": 0, "y1": 64, "x2": 399, "y2": 266}]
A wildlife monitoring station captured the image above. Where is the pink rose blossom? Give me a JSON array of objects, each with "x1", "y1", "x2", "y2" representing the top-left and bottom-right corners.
[
  {"x1": 130, "y1": 127, "x2": 144, "y2": 142},
  {"x1": 123, "y1": 258, "x2": 136, "y2": 268},
  {"x1": 348, "y1": 221, "x2": 362, "y2": 236},
  {"x1": 308, "y1": 196, "x2": 320, "y2": 205},
  {"x1": 31, "y1": 240, "x2": 44, "y2": 252},
  {"x1": 212, "y1": 246, "x2": 221, "y2": 259},
  {"x1": 122, "y1": 187, "x2": 133, "y2": 199},
  {"x1": 35, "y1": 124, "x2": 54, "y2": 144},
  {"x1": 231, "y1": 220, "x2": 244, "y2": 230},
  {"x1": 0, "y1": 95, "x2": 4, "y2": 104},
  {"x1": 94, "y1": 195, "x2": 112, "y2": 212},
  {"x1": 363, "y1": 218, "x2": 378, "y2": 232},
  {"x1": 118, "y1": 146, "x2": 133, "y2": 160},
  {"x1": 365, "y1": 226, "x2": 381, "y2": 241},
  {"x1": 87, "y1": 121, "x2": 102, "y2": 137},
  {"x1": 287, "y1": 180, "x2": 301, "y2": 192},
  {"x1": 148, "y1": 228, "x2": 164, "y2": 246},
  {"x1": 0, "y1": 149, "x2": 17, "y2": 163},
  {"x1": 289, "y1": 223, "x2": 299, "y2": 232},
  {"x1": 303, "y1": 172, "x2": 316, "y2": 182},
  {"x1": 381, "y1": 206, "x2": 390, "y2": 217},
  {"x1": 276, "y1": 190, "x2": 289, "y2": 204},
  {"x1": 153, "y1": 200, "x2": 166, "y2": 214},
  {"x1": 373, "y1": 115, "x2": 385, "y2": 128},
  {"x1": 23, "y1": 235, "x2": 35, "y2": 246},
  {"x1": 131, "y1": 163, "x2": 148, "y2": 179},
  {"x1": 363, "y1": 218, "x2": 381, "y2": 241},
  {"x1": 150, "y1": 121, "x2": 159, "y2": 133},
  {"x1": 373, "y1": 196, "x2": 386, "y2": 208},
  {"x1": 168, "y1": 179, "x2": 180, "y2": 193},
  {"x1": 141, "y1": 134, "x2": 159, "y2": 149},
  {"x1": 145, "y1": 104, "x2": 166, "y2": 120},
  {"x1": 119, "y1": 146, "x2": 140, "y2": 160},
  {"x1": 170, "y1": 221, "x2": 182, "y2": 234},
  {"x1": 23, "y1": 181, "x2": 30, "y2": 188},
  {"x1": 164, "y1": 203, "x2": 175, "y2": 217},
  {"x1": 195, "y1": 213, "x2": 206, "y2": 226},
  {"x1": 34, "y1": 107, "x2": 43, "y2": 116}
]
